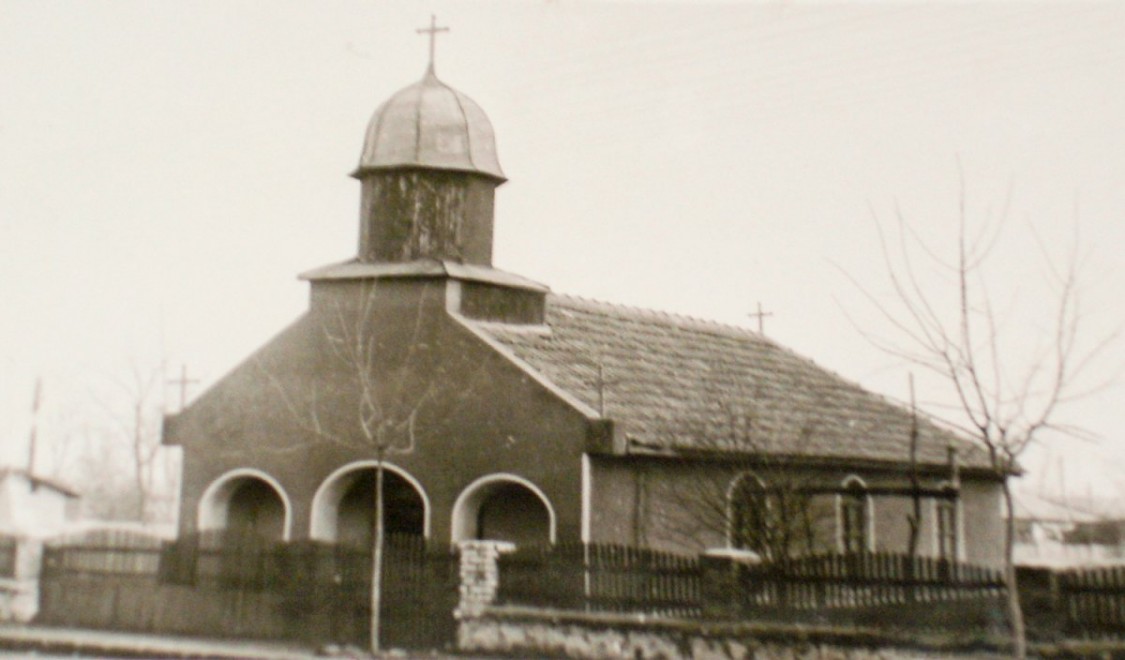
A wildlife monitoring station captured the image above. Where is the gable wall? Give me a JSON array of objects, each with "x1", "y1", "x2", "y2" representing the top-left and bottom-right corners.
[{"x1": 167, "y1": 277, "x2": 592, "y2": 543}]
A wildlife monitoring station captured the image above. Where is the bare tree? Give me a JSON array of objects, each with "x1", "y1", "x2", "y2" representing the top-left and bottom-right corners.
[
  {"x1": 88, "y1": 364, "x2": 165, "y2": 523},
  {"x1": 260, "y1": 280, "x2": 471, "y2": 653},
  {"x1": 645, "y1": 373, "x2": 837, "y2": 561},
  {"x1": 849, "y1": 180, "x2": 1116, "y2": 658},
  {"x1": 24, "y1": 378, "x2": 85, "y2": 485}
]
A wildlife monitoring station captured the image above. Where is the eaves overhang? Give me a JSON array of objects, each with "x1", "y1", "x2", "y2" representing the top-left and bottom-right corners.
[
  {"x1": 299, "y1": 258, "x2": 549, "y2": 293},
  {"x1": 587, "y1": 438, "x2": 1012, "y2": 481},
  {"x1": 351, "y1": 163, "x2": 507, "y2": 184}
]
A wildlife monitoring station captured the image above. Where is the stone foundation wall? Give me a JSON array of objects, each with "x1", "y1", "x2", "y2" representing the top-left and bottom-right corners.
[{"x1": 458, "y1": 607, "x2": 976, "y2": 659}]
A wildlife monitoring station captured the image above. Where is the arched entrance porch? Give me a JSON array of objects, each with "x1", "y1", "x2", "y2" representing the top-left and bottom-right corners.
[
  {"x1": 310, "y1": 461, "x2": 429, "y2": 545},
  {"x1": 451, "y1": 474, "x2": 556, "y2": 546},
  {"x1": 197, "y1": 469, "x2": 291, "y2": 541}
]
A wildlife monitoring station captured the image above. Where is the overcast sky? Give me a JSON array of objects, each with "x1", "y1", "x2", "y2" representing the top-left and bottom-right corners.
[{"x1": 2, "y1": 1, "x2": 1124, "y2": 505}]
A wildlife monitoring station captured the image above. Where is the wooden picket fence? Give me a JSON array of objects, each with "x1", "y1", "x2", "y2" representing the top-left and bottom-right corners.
[
  {"x1": 497, "y1": 542, "x2": 702, "y2": 616},
  {"x1": 38, "y1": 531, "x2": 459, "y2": 651},
  {"x1": 740, "y1": 551, "x2": 1005, "y2": 610},
  {"x1": 1058, "y1": 565, "x2": 1125, "y2": 637},
  {"x1": 497, "y1": 544, "x2": 1010, "y2": 636},
  {"x1": 35, "y1": 530, "x2": 1125, "y2": 643},
  {"x1": 733, "y1": 551, "x2": 1008, "y2": 635},
  {"x1": 0, "y1": 535, "x2": 18, "y2": 578},
  {"x1": 40, "y1": 529, "x2": 166, "y2": 577}
]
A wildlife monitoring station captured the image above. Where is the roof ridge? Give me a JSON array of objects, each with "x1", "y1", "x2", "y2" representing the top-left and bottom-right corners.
[{"x1": 548, "y1": 292, "x2": 770, "y2": 342}]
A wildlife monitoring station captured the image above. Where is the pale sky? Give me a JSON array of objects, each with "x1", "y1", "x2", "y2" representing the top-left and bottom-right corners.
[{"x1": 2, "y1": 1, "x2": 1124, "y2": 505}]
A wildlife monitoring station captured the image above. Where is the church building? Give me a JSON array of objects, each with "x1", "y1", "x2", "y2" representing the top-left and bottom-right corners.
[{"x1": 163, "y1": 40, "x2": 1006, "y2": 565}]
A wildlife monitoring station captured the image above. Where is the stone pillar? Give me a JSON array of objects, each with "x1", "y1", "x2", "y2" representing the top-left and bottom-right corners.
[
  {"x1": 456, "y1": 540, "x2": 515, "y2": 618},
  {"x1": 701, "y1": 547, "x2": 762, "y2": 620}
]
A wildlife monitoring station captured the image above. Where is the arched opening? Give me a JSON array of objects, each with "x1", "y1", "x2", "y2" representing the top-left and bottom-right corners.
[
  {"x1": 477, "y1": 483, "x2": 548, "y2": 543},
  {"x1": 934, "y1": 482, "x2": 961, "y2": 561},
  {"x1": 310, "y1": 462, "x2": 429, "y2": 544},
  {"x1": 197, "y1": 470, "x2": 291, "y2": 542},
  {"x1": 728, "y1": 471, "x2": 818, "y2": 561},
  {"x1": 838, "y1": 475, "x2": 873, "y2": 553},
  {"x1": 729, "y1": 472, "x2": 770, "y2": 555},
  {"x1": 337, "y1": 470, "x2": 425, "y2": 547},
  {"x1": 227, "y1": 480, "x2": 286, "y2": 539},
  {"x1": 452, "y1": 474, "x2": 556, "y2": 546}
]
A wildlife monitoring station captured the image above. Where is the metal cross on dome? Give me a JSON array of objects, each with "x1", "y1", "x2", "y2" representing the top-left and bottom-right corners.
[
  {"x1": 748, "y1": 301, "x2": 773, "y2": 334},
  {"x1": 417, "y1": 15, "x2": 450, "y2": 72}
]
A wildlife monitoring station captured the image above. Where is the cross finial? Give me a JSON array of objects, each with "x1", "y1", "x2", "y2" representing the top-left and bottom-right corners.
[
  {"x1": 416, "y1": 15, "x2": 450, "y2": 73},
  {"x1": 748, "y1": 302, "x2": 774, "y2": 334}
]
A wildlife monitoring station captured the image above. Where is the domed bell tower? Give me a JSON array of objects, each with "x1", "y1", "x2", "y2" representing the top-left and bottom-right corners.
[
  {"x1": 301, "y1": 18, "x2": 547, "y2": 327},
  {"x1": 354, "y1": 19, "x2": 505, "y2": 266}
]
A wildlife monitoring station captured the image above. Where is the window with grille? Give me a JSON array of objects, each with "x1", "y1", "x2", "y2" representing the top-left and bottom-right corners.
[
  {"x1": 730, "y1": 473, "x2": 771, "y2": 555},
  {"x1": 936, "y1": 496, "x2": 958, "y2": 560},
  {"x1": 840, "y1": 479, "x2": 869, "y2": 553}
]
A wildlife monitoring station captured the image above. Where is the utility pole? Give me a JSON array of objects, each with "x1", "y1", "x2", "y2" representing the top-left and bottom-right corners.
[
  {"x1": 167, "y1": 364, "x2": 198, "y2": 411},
  {"x1": 27, "y1": 378, "x2": 42, "y2": 478}
]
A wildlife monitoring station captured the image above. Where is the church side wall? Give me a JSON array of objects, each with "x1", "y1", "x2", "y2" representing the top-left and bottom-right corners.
[
  {"x1": 961, "y1": 479, "x2": 1005, "y2": 566},
  {"x1": 588, "y1": 456, "x2": 1005, "y2": 565}
]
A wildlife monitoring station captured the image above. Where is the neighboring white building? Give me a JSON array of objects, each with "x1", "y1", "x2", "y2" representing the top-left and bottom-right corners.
[
  {"x1": 0, "y1": 468, "x2": 78, "y2": 539},
  {"x1": 0, "y1": 469, "x2": 78, "y2": 622},
  {"x1": 1013, "y1": 490, "x2": 1125, "y2": 566}
]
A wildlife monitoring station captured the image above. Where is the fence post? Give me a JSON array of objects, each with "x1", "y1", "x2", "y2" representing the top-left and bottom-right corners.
[
  {"x1": 701, "y1": 547, "x2": 761, "y2": 619},
  {"x1": 0, "y1": 538, "x2": 43, "y2": 622},
  {"x1": 1016, "y1": 565, "x2": 1063, "y2": 641},
  {"x1": 455, "y1": 540, "x2": 515, "y2": 619}
]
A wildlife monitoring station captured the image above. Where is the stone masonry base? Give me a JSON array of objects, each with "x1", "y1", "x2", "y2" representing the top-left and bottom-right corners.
[{"x1": 457, "y1": 606, "x2": 1004, "y2": 660}]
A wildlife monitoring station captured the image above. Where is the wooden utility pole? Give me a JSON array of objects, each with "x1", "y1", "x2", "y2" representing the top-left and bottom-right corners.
[
  {"x1": 167, "y1": 364, "x2": 198, "y2": 410},
  {"x1": 27, "y1": 378, "x2": 42, "y2": 477}
]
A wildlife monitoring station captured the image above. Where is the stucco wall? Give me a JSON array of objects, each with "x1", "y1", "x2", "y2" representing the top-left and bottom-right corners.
[
  {"x1": 588, "y1": 455, "x2": 1003, "y2": 563},
  {"x1": 961, "y1": 480, "x2": 1005, "y2": 566},
  {"x1": 167, "y1": 277, "x2": 592, "y2": 544}
]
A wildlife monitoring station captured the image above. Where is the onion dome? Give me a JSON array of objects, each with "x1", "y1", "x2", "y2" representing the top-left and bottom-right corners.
[{"x1": 356, "y1": 68, "x2": 505, "y2": 182}]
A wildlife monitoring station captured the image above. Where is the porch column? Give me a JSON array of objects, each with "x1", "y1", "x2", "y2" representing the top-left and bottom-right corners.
[{"x1": 456, "y1": 540, "x2": 515, "y2": 618}]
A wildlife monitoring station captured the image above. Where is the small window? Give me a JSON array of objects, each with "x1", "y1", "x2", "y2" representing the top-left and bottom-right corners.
[
  {"x1": 936, "y1": 494, "x2": 958, "y2": 560},
  {"x1": 730, "y1": 473, "x2": 771, "y2": 555},
  {"x1": 839, "y1": 478, "x2": 869, "y2": 553}
]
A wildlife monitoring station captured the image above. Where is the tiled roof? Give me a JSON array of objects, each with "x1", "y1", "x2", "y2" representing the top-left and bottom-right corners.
[{"x1": 470, "y1": 294, "x2": 991, "y2": 470}]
